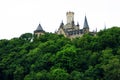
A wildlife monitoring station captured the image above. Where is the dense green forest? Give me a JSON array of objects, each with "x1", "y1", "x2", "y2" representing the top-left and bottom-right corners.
[{"x1": 0, "y1": 27, "x2": 120, "y2": 80}]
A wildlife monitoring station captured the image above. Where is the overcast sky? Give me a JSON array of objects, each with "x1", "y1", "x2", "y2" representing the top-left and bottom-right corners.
[{"x1": 0, "y1": 0, "x2": 120, "y2": 39}]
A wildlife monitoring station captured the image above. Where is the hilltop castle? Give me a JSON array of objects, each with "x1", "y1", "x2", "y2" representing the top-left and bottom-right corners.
[{"x1": 34, "y1": 11, "x2": 96, "y2": 38}]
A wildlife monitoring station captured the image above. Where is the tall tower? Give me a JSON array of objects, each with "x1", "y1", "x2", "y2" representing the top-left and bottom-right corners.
[{"x1": 66, "y1": 11, "x2": 74, "y2": 24}]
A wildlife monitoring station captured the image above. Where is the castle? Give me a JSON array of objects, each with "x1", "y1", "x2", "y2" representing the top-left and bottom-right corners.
[{"x1": 34, "y1": 11, "x2": 96, "y2": 38}]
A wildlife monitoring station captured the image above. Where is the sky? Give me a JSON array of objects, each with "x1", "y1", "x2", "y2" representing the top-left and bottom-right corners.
[{"x1": 0, "y1": 0, "x2": 120, "y2": 39}]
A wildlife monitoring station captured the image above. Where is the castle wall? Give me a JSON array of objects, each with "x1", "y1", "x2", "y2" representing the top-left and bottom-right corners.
[
  {"x1": 68, "y1": 34, "x2": 83, "y2": 39},
  {"x1": 57, "y1": 28, "x2": 67, "y2": 37},
  {"x1": 34, "y1": 32, "x2": 44, "y2": 37}
]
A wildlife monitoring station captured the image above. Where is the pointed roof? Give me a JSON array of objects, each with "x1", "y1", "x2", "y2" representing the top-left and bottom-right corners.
[
  {"x1": 34, "y1": 24, "x2": 44, "y2": 33},
  {"x1": 83, "y1": 15, "x2": 89, "y2": 29},
  {"x1": 77, "y1": 22, "x2": 79, "y2": 26},
  {"x1": 60, "y1": 20, "x2": 64, "y2": 28}
]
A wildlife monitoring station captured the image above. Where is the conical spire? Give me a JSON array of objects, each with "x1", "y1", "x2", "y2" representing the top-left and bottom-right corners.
[
  {"x1": 36, "y1": 24, "x2": 43, "y2": 31},
  {"x1": 77, "y1": 22, "x2": 79, "y2": 26},
  {"x1": 60, "y1": 20, "x2": 64, "y2": 28},
  {"x1": 83, "y1": 15, "x2": 89, "y2": 29},
  {"x1": 34, "y1": 24, "x2": 44, "y2": 33}
]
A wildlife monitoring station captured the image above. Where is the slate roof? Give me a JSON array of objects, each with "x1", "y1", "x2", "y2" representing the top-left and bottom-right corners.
[
  {"x1": 60, "y1": 21, "x2": 64, "y2": 28},
  {"x1": 34, "y1": 24, "x2": 44, "y2": 33},
  {"x1": 65, "y1": 29, "x2": 83, "y2": 36},
  {"x1": 83, "y1": 16, "x2": 89, "y2": 29}
]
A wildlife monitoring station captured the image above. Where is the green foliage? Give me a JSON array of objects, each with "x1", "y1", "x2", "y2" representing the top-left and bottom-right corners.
[
  {"x1": 20, "y1": 33, "x2": 32, "y2": 42},
  {"x1": 50, "y1": 68, "x2": 70, "y2": 80},
  {"x1": 70, "y1": 71, "x2": 84, "y2": 80},
  {"x1": 0, "y1": 27, "x2": 120, "y2": 80}
]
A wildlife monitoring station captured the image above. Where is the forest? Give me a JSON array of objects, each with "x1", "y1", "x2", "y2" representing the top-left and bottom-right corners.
[{"x1": 0, "y1": 27, "x2": 120, "y2": 80}]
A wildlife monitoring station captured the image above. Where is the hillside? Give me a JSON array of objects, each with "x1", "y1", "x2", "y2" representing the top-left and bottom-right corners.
[{"x1": 0, "y1": 27, "x2": 120, "y2": 80}]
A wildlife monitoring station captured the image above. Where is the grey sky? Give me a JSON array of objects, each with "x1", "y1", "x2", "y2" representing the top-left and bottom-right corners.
[{"x1": 0, "y1": 0, "x2": 120, "y2": 39}]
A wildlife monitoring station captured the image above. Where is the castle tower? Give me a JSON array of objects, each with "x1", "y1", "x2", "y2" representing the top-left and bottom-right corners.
[
  {"x1": 83, "y1": 15, "x2": 89, "y2": 33},
  {"x1": 34, "y1": 24, "x2": 45, "y2": 37},
  {"x1": 66, "y1": 11, "x2": 74, "y2": 24}
]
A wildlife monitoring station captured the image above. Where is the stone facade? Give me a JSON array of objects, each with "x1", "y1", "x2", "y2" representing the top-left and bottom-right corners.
[{"x1": 57, "y1": 11, "x2": 93, "y2": 39}]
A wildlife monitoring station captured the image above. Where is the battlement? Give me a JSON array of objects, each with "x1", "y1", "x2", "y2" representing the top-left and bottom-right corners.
[
  {"x1": 66, "y1": 11, "x2": 74, "y2": 15},
  {"x1": 66, "y1": 11, "x2": 74, "y2": 24}
]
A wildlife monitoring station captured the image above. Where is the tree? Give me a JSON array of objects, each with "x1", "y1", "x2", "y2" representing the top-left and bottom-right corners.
[
  {"x1": 97, "y1": 27, "x2": 120, "y2": 49},
  {"x1": 20, "y1": 33, "x2": 33, "y2": 42},
  {"x1": 51, "y1": 44, "x2": 78, "y2": 72},
  {"x1": 70, "y1": 71, "x2": 84, "y2": 80},
  {"x1": 50, "y1": 68, "x2": 70, "y2": 80},
  {"x1": 1, "y1": 26, "x2": 120, "y2": 80},
  {"x1": 101, "y1": 57, "x2": 120, "y2": 80},
  {"x1": 13, "y1": 66, "x2": 24, "y2": 80}
]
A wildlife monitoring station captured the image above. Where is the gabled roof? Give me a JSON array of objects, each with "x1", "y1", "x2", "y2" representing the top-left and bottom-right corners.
[
  {"x1": 83, "y1": 16, "x2": 89, "y2": 29},
  {"x1": 34, "y1": 24, "x2": 45, "y2": 33}
]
